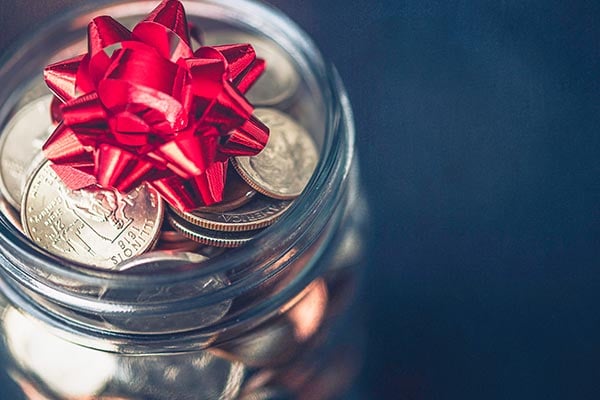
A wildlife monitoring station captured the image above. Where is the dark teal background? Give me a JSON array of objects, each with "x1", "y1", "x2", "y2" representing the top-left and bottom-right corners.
[{"x1": 1, "y1": 1, "x2": 599, "y2": 399}]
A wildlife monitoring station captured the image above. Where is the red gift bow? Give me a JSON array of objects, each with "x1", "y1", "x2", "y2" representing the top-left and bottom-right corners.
[{"x1": 43, "y1": 0, "x2": 268, "y2": 211}]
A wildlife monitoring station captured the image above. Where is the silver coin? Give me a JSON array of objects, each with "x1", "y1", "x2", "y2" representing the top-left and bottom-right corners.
[
  {"x1": 21, "y1": 159, "x2": 164, "y2": 269},
  {"x1": 115, "y1": 351, "x2": 244, "y2": 400},
  {"x1": 204, "y1": 30, "x2": 300, "y2": 106},
  {"x1": 172, "y1": 195, "x2": 292, "y2": 232},
  {"x1": 100, "y1": 251, "x2": 233, "y2": 334},
  {"x1": 0, "y1": 95, "x2": 55, "y2": 209},
  {"x1": 232, "y1": 108, "x2": 318, "y2": 200},
  {"x1": 211, "y1": 315, "x2": 299, "y2": 368},
  {"x1": 167, "y1": 213, "x2": 260, "y2": 248}
]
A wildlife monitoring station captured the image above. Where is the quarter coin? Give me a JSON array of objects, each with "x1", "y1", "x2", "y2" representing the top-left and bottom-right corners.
[
  {"x1": 99, "y1": 251, "x2": 233, "y2": 334},
  {"x1": 232, "y1": 108, "x2": 318, "y2": 200},
  {"x1": 21, "y1": 159, "x2": 164, "y2": 269},
  {"x1": 171, "y1": 195, "x2": 292, "y2": 232},
  {"x1": 167, "y1": 213, "x2": 261, "y2": 248},
  {"x1": 204, "y1": 31, "x2": 300, "y2": 106},
  {"x1": 116, "y1": 351, "x2": 244, "y2": 400},
  {"x1": 0, "y1": 95, "x2": 55, "y2": 209}
]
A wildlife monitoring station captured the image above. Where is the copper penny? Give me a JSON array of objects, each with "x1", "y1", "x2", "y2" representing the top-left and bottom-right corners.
[{"x1": 167, "y1": 213, "x2": 260, "y2": 248}]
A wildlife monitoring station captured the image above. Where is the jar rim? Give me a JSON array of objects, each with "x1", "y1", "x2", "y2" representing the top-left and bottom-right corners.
[{"x1": 0, "y1": 0, "x2": 355, "y2": 325}]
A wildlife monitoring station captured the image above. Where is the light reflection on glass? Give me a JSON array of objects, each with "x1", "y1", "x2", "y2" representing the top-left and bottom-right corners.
[
  {"x1": 286, "y1": 279, "x2": 328, "y2": 342},
  {"x1": 3, "y1": 307, "x2": 117, "y2": 399},
  {"x1": 213, "y1": 278, "x2": 329, "y2": 368}
]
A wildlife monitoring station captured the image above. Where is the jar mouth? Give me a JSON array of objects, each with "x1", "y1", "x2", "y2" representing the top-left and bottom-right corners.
[{"x1": 0, "y1": 0, "x2": 355, "y2": 343}]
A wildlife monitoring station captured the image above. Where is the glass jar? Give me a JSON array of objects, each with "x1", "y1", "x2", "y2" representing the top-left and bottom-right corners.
[{"x1": 0, "y1": 1, "x2": 368, "y2": 399}]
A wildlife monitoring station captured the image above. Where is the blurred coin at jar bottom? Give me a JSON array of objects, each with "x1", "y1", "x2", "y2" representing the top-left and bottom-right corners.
[
  {"x1": 98, "y1": 252, "x2": 232, "y2": 334},
  {"x1": 2, "y1": 307, "x2": 118, "y2": 399},
  {"x1": 226, "y1": 227, "x2": 327, "y2": 315},
  {"x1": 171, "y1": 195, "x2": 292, "y2": 232},
  {"x1": 112, "y1": 351, "x2": 245, "y2": 400},
  {"x1": 211, "y1": 279, "x2": 328, "y2": 368},
  {"x1": 238, "y1": 386, "x2": 291, "y2": 400}
]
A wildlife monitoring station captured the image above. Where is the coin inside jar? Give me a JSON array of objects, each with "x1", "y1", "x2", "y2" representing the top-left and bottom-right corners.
[
  {"x1": 100, "y1": 251, "x2": 234, "y2": 334},
  {"x1": 203, "y1": 31, "x2": 300, "y2": 107},
  {"x1": 232, "y1": 108, "x2": 319, "y2": 200},
  {"x1": 21, "y1": 159, "x2": 163, "y2": 269},
  {"x1": 115, "y1": 351, "x2": 245, "y2": 400},
  {"x1": 171, "y1": 195, "x2": 292, "y2": 233},
  {"x1": 3, "y1": 307, "x2": 118, "y2": 399},
  {"x1": 0, "y1": 95, "x2": 55, "y2": 209},
  {"x1": 167, "y1": 213, "x2": 262, "y2": 248}
]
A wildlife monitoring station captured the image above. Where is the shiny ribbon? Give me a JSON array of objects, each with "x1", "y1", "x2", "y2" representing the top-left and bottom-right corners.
[{"x1": 43, "y1": 0, "x2": 268, "y2": 211}]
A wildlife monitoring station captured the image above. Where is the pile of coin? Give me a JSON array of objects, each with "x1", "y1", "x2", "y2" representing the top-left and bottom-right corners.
[{"x1": 0, "y1": 31, "x2": 318, "y2": 271}]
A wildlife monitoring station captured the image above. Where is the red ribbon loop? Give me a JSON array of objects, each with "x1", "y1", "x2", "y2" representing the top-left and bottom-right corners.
[{"x1": 43, "y1": 0, "x2": 268, "y2": 211}]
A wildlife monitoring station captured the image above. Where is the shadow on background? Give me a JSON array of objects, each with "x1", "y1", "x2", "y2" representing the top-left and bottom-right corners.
[{"x1": 274, "y1": 1, "x2": 600, "y2": 398}]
